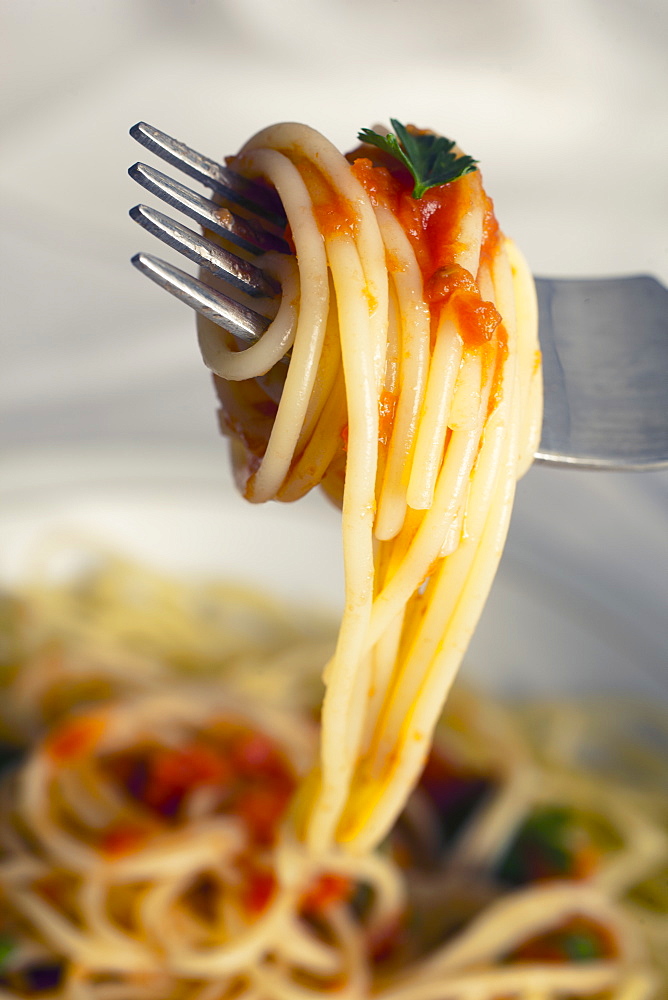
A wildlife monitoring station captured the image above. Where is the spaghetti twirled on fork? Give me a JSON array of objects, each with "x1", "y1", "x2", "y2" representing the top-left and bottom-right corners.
[{"x1": 198, "y1": 122, "x2": 542, "y2": 854}]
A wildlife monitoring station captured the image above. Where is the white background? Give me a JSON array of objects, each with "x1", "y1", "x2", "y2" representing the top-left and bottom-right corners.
[{"x1": 1, "y1": 0, "x2": 667, "y2": 695}]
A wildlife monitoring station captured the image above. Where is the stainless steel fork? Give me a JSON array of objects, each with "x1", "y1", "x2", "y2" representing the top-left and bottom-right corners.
[{"x1": 129, "y1": 122, "x2": 668, "y2": 471}]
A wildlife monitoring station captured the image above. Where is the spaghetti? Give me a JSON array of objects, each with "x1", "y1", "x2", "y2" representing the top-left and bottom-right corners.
[
  {"x1": 0, "y1": 122, "x2": 665, "y2": 998},
  {"x1": 198, "y1": 123, "x2": 542, "y2": 854},
  {"x1": 0, "y1": 560, "x2": 665, "y2": 998}
]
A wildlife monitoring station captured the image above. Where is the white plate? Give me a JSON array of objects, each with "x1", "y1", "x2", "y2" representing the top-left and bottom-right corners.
[{"x1": 1, "y1": 446, "x2": 666, "y2": 703}]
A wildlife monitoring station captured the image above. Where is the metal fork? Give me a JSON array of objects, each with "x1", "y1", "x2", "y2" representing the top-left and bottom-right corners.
[{"x1": 129, "y1": 122, "x2": 668, "y2": 471}]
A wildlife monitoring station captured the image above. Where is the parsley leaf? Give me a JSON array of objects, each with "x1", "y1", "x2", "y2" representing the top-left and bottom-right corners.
[{"x1": 357, "y1": 119, "x2": 478, "y2": 199}]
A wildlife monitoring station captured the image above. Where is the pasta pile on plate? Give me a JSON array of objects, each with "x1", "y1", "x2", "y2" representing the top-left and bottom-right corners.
[{"x1": 0, "y1": 560, "x2": 665, "y2": 999}]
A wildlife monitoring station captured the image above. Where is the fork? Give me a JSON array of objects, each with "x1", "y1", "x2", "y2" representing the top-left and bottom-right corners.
[{"x1": 129, "y1": 122, "x2": 668, "y2": 472}]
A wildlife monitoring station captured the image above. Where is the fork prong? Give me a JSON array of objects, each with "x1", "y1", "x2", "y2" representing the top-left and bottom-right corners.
[
  {"x1": 131, "y1": 252, "x2": 269, "y2": 343},
  {"x1": 129, "y1": 162, "x2": 290, "y2": 256},
  {"x1": 130, "y1": 122, "x2": 285, "y2": 226},
  {"x1": 129, "y1": 205, "x2": 280, "y2": 299}
]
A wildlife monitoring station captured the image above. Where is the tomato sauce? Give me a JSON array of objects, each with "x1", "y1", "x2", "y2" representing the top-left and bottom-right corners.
[
  {"x1": 300, "y1": 873, "x2": 352, "y2": 914},
  {"x1": 341, "y1": 389, "x2": 398, "y2": 452},
  {"x1": 45, "y1": 713, "x2": 107, "y2": 763},
  {"x1": 479, "y1": 189, "x2": 502, "y2": 269},
  {"x1": 104, "y1": 720, "x2": 296, "y2": 849},
  {"x1": 378, "y1": 390, "x2": 398, "y2": 446},
  {"x1": 100, "y1": 823, "x2": 151, "y2": 859},
  {"x1": 295, "y1": 156, "x2": 357, "y2": 239},
  {"x1": 239, "y1": 863, "x2": 277, "y2": 914},
  {"x1": 351, "y1": 155, "x2": 505, "y2": 353}
]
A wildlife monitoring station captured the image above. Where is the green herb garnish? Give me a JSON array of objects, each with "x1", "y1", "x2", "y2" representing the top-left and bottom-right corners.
[{"x1": 357, "y1": 119, "x2": 478, "y2": 199}]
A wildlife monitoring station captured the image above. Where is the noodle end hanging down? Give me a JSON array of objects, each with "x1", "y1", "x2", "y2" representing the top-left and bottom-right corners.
[{"x1": 196, "y1": 121, "x2": 543, "y2": 855}]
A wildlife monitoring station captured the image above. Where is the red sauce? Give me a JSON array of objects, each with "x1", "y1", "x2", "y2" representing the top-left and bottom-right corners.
[
  {"x1": 219, "y1": 136, "x2": 509, "y2": 480},
  {"x1": 48, "y1": 712, "x2": 298, "y2": 920},
  {"x1": 486, "y1": 325, "x2": 509, "y2": 417},
  {"x1": 425, "y1": 264, "x2": 478, "y2": 302},
  {"x1": 452, "y1": 295, "x2": 502, "y2": 347},
  {"x1": 240, "y1": 864, "x2": 277, "y2": 914},
  {"x1": 314, "y1": 198, "x2": 356, "y2": 239},
  {"x1": 100, "y1": 822, "x2": 150, "y2": 858},
  {"x1": 142, "y1": 742, "x2": 232, "y2": 816},
  {"x1": 351, "y1": 158, "x2": 402, "y2": 211},
  {"x1": 45, "y1": 713, "x2": 107, "y2": 763},
  {"x1": 341, "y1": 389, "x2": 398, "y2": 452},
  {"x1": 351, "y1": 156, "x2": 505, "y2": 353},
  {"x1": 236, "y1": 783, "x2": 294, "y2": 846},
  {"x1": 378, "y1": 390, "x2": 398, "y2": 446},
  {"x1": 479, "y1": 188, "x2": 502, "y2": 269},
  {"x1": 427, "y1": 264, "x2": 502, "y2": 348},
  {"x1": 106, "y1": 721, "x2": 296, "y2": 847},
  {"x1": 296, "y1": 157, "x2": 357, "y2": 239},
  {"x1": 369, "y1": 915, "x2": 407, "y2": 965},
  {"x1": 300, "y1": 873, "x2": 352, "y2": 914}
]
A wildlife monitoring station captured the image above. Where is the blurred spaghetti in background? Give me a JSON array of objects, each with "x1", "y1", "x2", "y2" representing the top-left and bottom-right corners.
[
  {"x1": 201, "y1": 121, "x2": 541, "y2": 855},
  {"x1": 0, "y1": 554, "x2": 666, "y2": 998}
]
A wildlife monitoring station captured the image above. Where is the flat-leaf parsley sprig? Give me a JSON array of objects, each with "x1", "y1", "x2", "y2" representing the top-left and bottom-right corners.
[{"x1": 357, "y1": 119, "x2": 478, "y2": 199}]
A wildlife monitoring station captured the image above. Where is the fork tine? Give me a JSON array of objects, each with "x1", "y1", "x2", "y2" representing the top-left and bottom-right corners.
[
  {"x1": 130, "y1": 122, "x2": 285, "y2": 226},
  {"x1": 129, "y1": 162, "x2": 290, "y2": 256},
  {"x1": 131, "y1": 252, "x2": 269, "y2": 343},
  {"x1": 129, "y1": 205, "x2": 279, "y2": 299}
]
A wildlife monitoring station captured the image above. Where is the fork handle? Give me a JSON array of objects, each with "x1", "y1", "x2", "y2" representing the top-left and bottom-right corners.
[{"x1": 535, "y1": 274, "x2": 668, "y2": 470}]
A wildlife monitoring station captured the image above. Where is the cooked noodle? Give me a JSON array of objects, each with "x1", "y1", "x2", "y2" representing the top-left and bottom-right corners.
[
  {"x1": 0, "y1": 123, "x2": 665, "y2": 998},
  {"x1": 200, "y1": 123, "x2": 542, "y2": 855},
  {"x1": 0, "y1": 557, "x2": 666, "y2": 998}
]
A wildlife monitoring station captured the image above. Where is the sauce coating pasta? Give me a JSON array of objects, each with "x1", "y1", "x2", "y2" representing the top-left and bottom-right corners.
[{"x1": 200, "y1": 123, "x2": 542, "y2": 854}]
